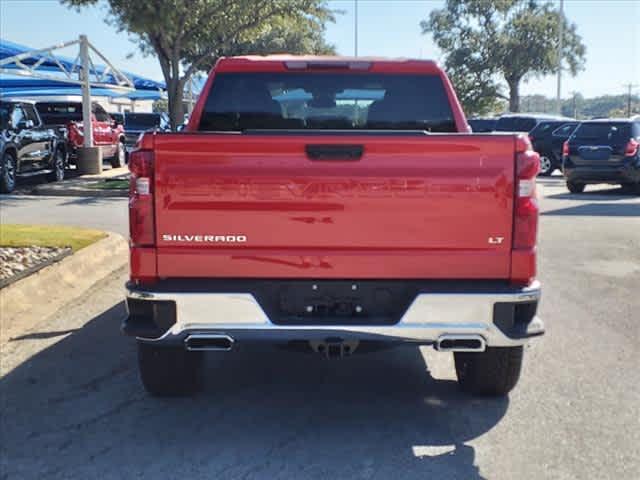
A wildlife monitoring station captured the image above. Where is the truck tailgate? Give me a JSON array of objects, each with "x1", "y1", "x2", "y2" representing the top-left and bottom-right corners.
[{"x1": 153, "y1": 133, "x2": 515, "y2": 279}]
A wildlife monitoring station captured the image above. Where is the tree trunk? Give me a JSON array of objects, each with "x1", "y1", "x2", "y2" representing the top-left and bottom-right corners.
[
  {"x1": 167, "y1": 78, "x2": 185, "y2": 131},
  {"x1": 508, "y1": 80, "x2": 520, "y2": 113}
]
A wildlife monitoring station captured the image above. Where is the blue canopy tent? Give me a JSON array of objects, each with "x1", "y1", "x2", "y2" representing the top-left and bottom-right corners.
[
  {"x1": 0, "y1": 83, "x2": 164, "y2": 101},
  {"x1": 1, "y1": 38, "x2": 166, "y2": 148},
  {"x1": 0, "y1": 39, "x2": 165, "y2": 91}
]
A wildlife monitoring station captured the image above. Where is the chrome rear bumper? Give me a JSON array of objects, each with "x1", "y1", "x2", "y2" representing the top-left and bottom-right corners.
[{"x1": 125, "y1": 281, "x2": 543, "y2": 348}]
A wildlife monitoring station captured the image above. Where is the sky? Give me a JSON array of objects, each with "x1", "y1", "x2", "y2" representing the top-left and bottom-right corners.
[{"x1": 1, "y1": 0, "x2": 638, "y2": 99}]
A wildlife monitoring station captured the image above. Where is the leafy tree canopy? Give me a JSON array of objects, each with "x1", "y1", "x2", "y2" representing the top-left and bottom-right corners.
[
  {"x1": 422, "y1": 0, "x2": 586, "y2": 115},
  {"x1": 63, "y1": 0, "x2": 336, "y2": 128}
]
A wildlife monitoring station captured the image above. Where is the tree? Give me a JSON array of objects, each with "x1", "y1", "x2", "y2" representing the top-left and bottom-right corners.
[
  {"x1": 422, "y1": 0, "x2": 586, "y2": 114},
  {"x1": 518, "y1": 92, "x2": 639, "y2": 119},
  {"x1": 443, "y1": 49, "x2": 506, "y2": 115},
  {"x1": 152, "y1": 98, "x2": 168, "y2": 113},
  {"x1": 63, "y1": 0, "x2": 335, "y2": 128}
]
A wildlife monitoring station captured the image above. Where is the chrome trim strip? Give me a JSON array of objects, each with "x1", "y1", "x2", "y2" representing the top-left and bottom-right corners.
[
  {"x1": 184, "y1": 333, "x2": 234, "y2": 351},
  {"x1": 435, "y1": 334, "x2": 487, "y2": 352},
  {"x1": 127, "y1": 281, "x2": 542, "y2": 347}
]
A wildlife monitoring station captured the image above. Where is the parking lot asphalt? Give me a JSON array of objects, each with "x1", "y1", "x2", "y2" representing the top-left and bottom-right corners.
[
  {"x1": 0, "y1": 195, "x2": 127, "y2": 236},
  {"x1": 1, "y1": 177, "x2": 639, "y2": 479}
]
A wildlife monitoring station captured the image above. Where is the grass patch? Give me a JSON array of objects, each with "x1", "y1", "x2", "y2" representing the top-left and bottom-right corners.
[
  {"x1": 86, "y1": 179, "x2": 129, "y2": 190},
  {"x1": 0, "y1": 225, "x2": 106, "y2": 251}
]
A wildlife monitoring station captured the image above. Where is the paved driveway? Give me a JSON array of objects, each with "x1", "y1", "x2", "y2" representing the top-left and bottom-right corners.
[{"x1": 1, "y1": 178, "x2": 639, "y2": 479}]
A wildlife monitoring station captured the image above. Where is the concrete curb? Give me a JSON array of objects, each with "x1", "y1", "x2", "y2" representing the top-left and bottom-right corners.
[{"x1": 0, "y1": 232, "x2": 128, "y2": 342}]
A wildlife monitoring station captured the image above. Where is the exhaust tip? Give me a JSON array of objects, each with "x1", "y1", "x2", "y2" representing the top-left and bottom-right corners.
[
  {"x1": 185, "y1": 334, "x2": 234, "y2": 351},
  {"x1": 435, "y1": 335, "x2": 486, "y2": 352}
]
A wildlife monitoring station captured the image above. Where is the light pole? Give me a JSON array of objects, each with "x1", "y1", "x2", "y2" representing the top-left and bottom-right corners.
[
  {"x1": 79, "y1": 34, "x2": 93, "y2": 148},
  {"x1": 623, "y1": 83, "x2": 638, "y2": 117},
  {"x1": 556, "y1": 0, "x2": 564, "y2": 115},
  {"x1": 354, "y1": 0, "x2": 358, "y2": 57}
]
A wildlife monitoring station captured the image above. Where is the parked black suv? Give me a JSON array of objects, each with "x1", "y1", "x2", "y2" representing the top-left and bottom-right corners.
[
  {"x1": 468, "y1": 117, "x2": 497, "y2": 133},
  {"x1": 562, "y1": 119, "x2": 640, "y2": 193},
  {"x1": 494, "y1": 114, "x2": 573, "y2": 134},
  {"x1": 0, "y1": 100, "x2": 67, "y2": 193},
  {"x1": 529, "y1": 120, "x2": 579, "y2": 175}
]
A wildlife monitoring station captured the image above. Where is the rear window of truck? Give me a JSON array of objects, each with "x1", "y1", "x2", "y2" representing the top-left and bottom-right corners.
[
  {"x1": 35, "y1": 102, "x2": 82, "y2": 125},
  {"x1": 125, "y1": 113, "x2": 161, "y2": 129},
  {"x1": 199, "y1": 73, "x2": 456, "y2": 132}
]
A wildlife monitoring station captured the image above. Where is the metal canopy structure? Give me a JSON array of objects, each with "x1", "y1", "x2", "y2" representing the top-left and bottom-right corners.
[
  {"x1": 0, "y1": 37, "x2": 134, "y2": 92},
  {"x1": 0, "y1": 36, "x2": 165, "y2": 146},
  {"x1": 0, "y1": 39, "x2": 165, "y2": 91},
  {"x1": 0, "y1": 85, "x2": 163, "y2": 101}
]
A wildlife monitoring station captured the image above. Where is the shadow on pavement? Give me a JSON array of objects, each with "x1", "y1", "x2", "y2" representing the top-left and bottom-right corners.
[
  {"x1": 546, "y1": 186, "x2": 637, "y2": 201},
  {"x1": 58, "y1": 196, "x2": 126, "y2": 206},
  {"x1": 9, "y1": 329, "x2": 81, "y2": 341},
  {"x1": 536, "y1": 176, "x2": 565, "y2": 184},
  {"x1": 542, "y1": 202, "x2": 640, "y2": 217},
  {"x1": 1, "y1": 302, "x2": 507, "y2": 479},
  {"x1": 6, "y1": 163, "x2": 120, "y2": 194}
]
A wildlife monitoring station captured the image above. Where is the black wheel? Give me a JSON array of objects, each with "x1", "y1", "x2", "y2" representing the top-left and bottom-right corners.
[
  {"x1": 110, "y1": 141, "x2": 125, "y2": 168},
  {"x1": 566, "y1": 181, "x2": 585, "y2": 193},
  {"x1": 454, "y1": 346, "x2": 524, "y2": 396},
  {"x1": 538, "y1": 155, "x2": 554, "y2": 176},
  {"x1": 0, "y1": 151, "x2": 17, "y2": 193},
  {"x1": 47, "y1": 148, "x2": 66, "y2": 182},
  {"x1": 137, "y1": 341, "x2": 204, "y2": 396}
]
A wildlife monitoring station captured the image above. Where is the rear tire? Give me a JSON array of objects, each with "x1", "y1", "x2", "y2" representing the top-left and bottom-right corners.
[
  {"x1": 47, "y1": 148, "x2": 66, "y2": 182},
  {"x1": 0, "y1": 151, "x2": 17, "y2": 193},
  {"x1": 110, "y1": 141, "x2": 125, "y2": 168},
  {"x1": 137, "y1": 341, "x2": 204, "y2": 396},
  {"x1": 454, "y1": 346, "x2": 524, "y2": 396},
  {"x1": 566, "y1": 181, "x2": 585, "y2": 193}
]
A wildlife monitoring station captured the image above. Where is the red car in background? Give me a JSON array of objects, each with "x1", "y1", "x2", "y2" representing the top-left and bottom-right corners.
[{"x1": 35, "y1": 101, "x2": 126, "y2": 168}]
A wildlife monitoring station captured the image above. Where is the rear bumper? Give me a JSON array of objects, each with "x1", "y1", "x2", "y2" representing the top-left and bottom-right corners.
[
  {"x1": 563, "y1": 158, "x2": 640, "y2": 184},
  {"x1": 124, "y1": 280, "x2": 544, "y2": 348}
]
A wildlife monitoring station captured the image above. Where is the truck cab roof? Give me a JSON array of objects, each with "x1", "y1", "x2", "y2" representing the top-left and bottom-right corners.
[{"x1": 213, "y1": 56, "x2": 443, "y2": 74}]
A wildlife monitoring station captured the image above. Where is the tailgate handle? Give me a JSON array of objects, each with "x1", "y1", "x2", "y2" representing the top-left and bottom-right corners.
[{"x1": 305, "y1": 144, "x2": 364, "y2": 161}]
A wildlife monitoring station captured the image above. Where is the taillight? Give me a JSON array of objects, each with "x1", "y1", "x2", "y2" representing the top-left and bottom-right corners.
[
  {"x1": 128, "y1": 149, "x2": 155, "y2": 246},
  {"x1": 514, "y1": 135, "x2": 539, "y2": 250},
  {"x1": 624, "y1": 138, "x2": 639, "y2": 156},
  {"x1": 511, "y1": 135, "x2": 539, "y2": 285},
  {"x1": 562, "y1": 140, "x2": 569, "y2": 157}
]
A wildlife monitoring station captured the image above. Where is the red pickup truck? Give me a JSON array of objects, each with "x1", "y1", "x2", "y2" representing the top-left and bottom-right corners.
[
  {"x1": 35, "y1": 101, "x2": 126, "y2": 168},
  {"x1": 124, "y1": 56, "x2": 543, "y2": 397}
]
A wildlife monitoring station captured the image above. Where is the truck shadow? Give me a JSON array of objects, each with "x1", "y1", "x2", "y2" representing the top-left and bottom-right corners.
[
  {"x1": 536, "y1": 175, "x2": 565, "y2": 185},
  {"x1": 0, "y1": 302, "x2": 506, "y2": 479},
  {"x1": 546, "y1": 186, "x2": 636, "y2": 201},
  {"x1": 542, "y1": 202, "x2": 640, "y2": 217}
]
